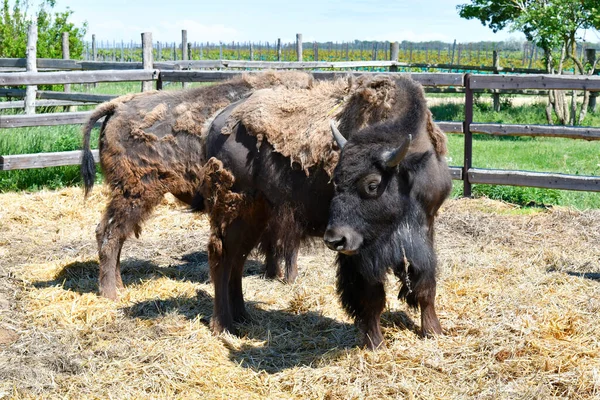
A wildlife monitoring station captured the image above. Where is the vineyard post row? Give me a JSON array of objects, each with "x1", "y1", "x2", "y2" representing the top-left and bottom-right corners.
[{"x1": 81, "y1": 30, "x2": 572, "y2": 71}]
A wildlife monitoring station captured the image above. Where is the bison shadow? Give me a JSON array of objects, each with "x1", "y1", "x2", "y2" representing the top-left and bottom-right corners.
[
  {"x1": 565, "y1": 271, "x2": 600, "y2": 281},
  {"x1": 546, "y1": 266, "x2": 600, "y2": 282},
  {"x1": 32, "y1": 250, "x2": 266, "y2": 294},
  {"x1": 122, "y1": 288, "x2": 417, "y2": 374}
]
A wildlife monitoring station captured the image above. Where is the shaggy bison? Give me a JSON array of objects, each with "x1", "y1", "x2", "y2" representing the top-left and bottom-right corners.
[
  {"x1": 202, "y1": 73, "x2": 452, "y2": 349},
  {"x1": 81, "y1": 72, "x2": 311, "y2": 299}
]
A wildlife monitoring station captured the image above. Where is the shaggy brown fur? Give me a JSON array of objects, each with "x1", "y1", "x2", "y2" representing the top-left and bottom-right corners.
[
  {"x1": 81, "y1": 71, "x2": 313, "y2": 300},
  {"x1": 204, "y1": 74, "x2": 452, "y2": 346},
  {"x1": 221, "y1": 74, "x2": 447, "y2": 177},
  {"x1": 201, "y1": 157, "x2": 271, "y2": 332}
]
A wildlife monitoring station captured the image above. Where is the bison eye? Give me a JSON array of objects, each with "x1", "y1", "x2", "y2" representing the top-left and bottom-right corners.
[{"x1": 359, "y1": 174, "x2": 382, "y2": 198}]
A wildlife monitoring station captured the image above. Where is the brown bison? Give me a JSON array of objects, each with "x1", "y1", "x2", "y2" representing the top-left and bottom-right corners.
[
  {"x1": 203, "y1": 73, "x2": 452, "y2": 349},
  {"x1": 81, "y1": 72, "x2": 312, "y2": 299}
]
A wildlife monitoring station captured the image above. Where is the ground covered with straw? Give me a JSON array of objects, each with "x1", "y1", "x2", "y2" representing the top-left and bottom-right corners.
[{"x1": 1, "y1": 187, "x2": 599, "y2": 399}]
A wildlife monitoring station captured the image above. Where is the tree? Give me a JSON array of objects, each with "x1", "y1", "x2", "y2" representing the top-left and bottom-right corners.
[
  {"x1": 0, "y1": 0, "x2": 86, "y2": 59},
  {"x1": 457, "y1": 0, "x2": 599, "y2": 124}
]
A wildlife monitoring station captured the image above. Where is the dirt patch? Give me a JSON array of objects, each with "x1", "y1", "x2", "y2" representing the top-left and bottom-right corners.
[{"x1": 1, "y1": 188, "x2": 599, "y2": 399}]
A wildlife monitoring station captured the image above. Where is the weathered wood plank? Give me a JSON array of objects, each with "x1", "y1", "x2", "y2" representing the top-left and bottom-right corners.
[
  {"x1": 153, "y1": 60, "x2": 224, "y2": 70},
  {"x1": 0, "y1": 88, "x2": 115, "y2": 102},
  {"x1": 0, "y1": 111, "x2": 95, "y2": 128},
  {"x1": 159, "y1": 70, "x2": 243, "y2": 82},
  {"x1": 468, "y1": 168, "x2": 600, "y2": 192},
  {"x1": 159, "y1": 70, "x2": 464, "y2": 86},
  {"x1": 437, "y1": 122, "x2": 463, "y2": 133},
  {"x1": 469, "y1": 74, "x2": 600, "y2": 90},
  {"x1": 470, "y1": 123, "x2": 600, "y2": 141},
  {"x1": 0, "y1": 99, "x2": 96, "y2": 109},
  {"x1": 449, "y1": 166, "x2": 463, "y2": 180},
  {"x1": 0, "y1": 69, "x2": 159, "y2": 86},
  {"x1": 0, "y1": 150, "x2": 99, "y2": 170},
  {"x1": 78, "y1": 61, "x2": 143, "y2": 70}
]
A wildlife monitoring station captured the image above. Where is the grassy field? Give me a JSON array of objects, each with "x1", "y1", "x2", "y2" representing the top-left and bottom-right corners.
[{"x1": 0, "y1": 82, "x2": 599, "y2": 208}]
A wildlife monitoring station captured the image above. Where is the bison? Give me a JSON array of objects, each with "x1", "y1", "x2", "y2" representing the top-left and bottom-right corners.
[
  {"x1": 202, "y1": 73, "x2": 452, "y2": 349},
  {"x1": 80, "y1": 72, "x2": 312, "y2": 299}
]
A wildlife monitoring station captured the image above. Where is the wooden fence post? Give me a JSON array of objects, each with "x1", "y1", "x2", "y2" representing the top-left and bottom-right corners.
[
  {"x1": 141, "y1": 32, "x2": 153, "y2": 92},
  {"x1": 586, "y1": 49, "x2": 597, "y2": 113},
  {"x1": 92, "y1": 34, "x2": 97, "y2": 61},
  {"x1": 249, "y1": 43, "x2": 254, "y2": 61},
  {"x1": 390, "y1": 41, "x2": 399, "y2": 72},
  {"x1": 24, "y1": 19, "x2": 37, "y2": 115},
  {"x1": 62, "y1": 32, "x2": 75, "y2": 112},
  {"x1": 277, "y1": 38, "x2": 282, "y2": 61},
  {"x1": 296, "y1": 33, "x2": 302, "y2": 62},
  {"x1": 313, "y1": 42, "x2": 318, "y2": 61},
  {"x1": 463, "y1": 73, "x2": 474, "y2": 197},
  {"x1": 493, "y1": 50, "x2": 501, "y2": 111},
  {"x1": 91, "y1": 34, "x2": 97, "y2": 88},
  {"x1": 182, "y1": 30, "x2": 189, "y2": 88}
]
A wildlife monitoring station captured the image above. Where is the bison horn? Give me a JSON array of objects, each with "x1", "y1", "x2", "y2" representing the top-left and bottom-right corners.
[
  {"x1": 384, "y1": 134, "x2": 412, "y2": 168},
  {"x1": 329, "y1": 120, "x2": 347, "y2": 149}
]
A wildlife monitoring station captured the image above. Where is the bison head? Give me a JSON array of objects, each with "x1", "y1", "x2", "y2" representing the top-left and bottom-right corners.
[
  {"x1": 324, "y1": 121, "x2": 413, "y2": 253},
  {"x1": 323, "y1": 119, "x2": 438, "y2": 283}
]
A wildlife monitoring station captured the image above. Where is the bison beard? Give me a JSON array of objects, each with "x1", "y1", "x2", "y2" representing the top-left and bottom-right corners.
[{"x1": 335, "y1": 202, "x2": 439, "y2": 349}]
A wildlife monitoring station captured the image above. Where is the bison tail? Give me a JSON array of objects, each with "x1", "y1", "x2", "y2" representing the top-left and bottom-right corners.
[{"x1": 81, "y1": 102, "x2": 116, "y2": 198}]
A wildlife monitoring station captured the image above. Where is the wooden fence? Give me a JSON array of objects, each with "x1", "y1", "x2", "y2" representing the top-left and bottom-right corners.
[{"x1": 0, "y1": 47, "x2": 599, "y2": 195}]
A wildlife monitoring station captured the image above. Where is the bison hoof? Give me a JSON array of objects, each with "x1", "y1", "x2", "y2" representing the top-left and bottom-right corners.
[
  {"x1": 363, "y1": 333, "x2": 385, "y2": 351},
  {"x1": 420, "y1": 323, "x2": 443, "y2": 338},
  {"x1": 210, "y1": 318, "x2": 237, "y2": 336},
  {"x1": 99, "y1": 286, "x2": 118, "y2": 301}
]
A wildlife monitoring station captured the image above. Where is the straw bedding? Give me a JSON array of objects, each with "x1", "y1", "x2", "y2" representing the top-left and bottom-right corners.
[{"x1": 1, "y1": 188, "x2": 599, "y2": 399}]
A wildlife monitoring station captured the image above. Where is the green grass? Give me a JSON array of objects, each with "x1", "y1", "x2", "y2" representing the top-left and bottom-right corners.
[
  {"x1": 0, "y1": 124, "x2": 100, "y2": 192},
  {"x1": 1, "y1": 85, "x2": 599, "y2": 209},
  {"x1": 433, "y1": 99, "x2": 600, "y2": 209}
]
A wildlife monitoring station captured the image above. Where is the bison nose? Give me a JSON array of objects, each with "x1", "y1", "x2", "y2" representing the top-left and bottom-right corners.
[
  {"x1": 323, "y1": 226, "x2": 363, "y2": 254},
  {"x1": 323, "y1": 232, "x2": 346, "y2": 251}
]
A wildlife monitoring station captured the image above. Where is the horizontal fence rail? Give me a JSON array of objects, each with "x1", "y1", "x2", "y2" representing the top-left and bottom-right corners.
[
  {"x1": 0, "y1": 69, "x2": 159, "y2": 86},
  {"x1": 0, "y1": 58, "x2": 549, "y2": 74},
  {"x1": 0, "y1": 112, "x2": 97, "y2": 128},
  {"x1": 0, "y1": 150, "x2": 99, "y2": 170},
  {"x1": 1, "y1": 68, "x2": 599, "y2": 195},
  {"x1": 469, "y1": 74, "x2": 600, "y2": 90},
  {"x1": 468, "y1": 169, "x2": 600, "y2": 192}
]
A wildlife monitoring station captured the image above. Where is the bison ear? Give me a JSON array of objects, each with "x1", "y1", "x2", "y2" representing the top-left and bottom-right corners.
[
  {"x1": 383, "y1": 134, "x2": 412, "y2": 168},
  {"x1": 329, "y1": 120, "x2": 347, "y2": 149}
]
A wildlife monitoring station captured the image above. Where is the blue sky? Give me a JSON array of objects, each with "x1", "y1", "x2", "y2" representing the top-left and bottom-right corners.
[{"x1": 36, "y1": 0, "x2": 596, "y2": 44}]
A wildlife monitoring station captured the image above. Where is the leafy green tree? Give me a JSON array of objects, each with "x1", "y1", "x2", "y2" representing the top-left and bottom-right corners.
[
  {"x1": 457, "y1": 0, "x2": 599, "y2": 124},
  {"x1": 0, "y1": 0, "x2": 86, "y2": 59}
]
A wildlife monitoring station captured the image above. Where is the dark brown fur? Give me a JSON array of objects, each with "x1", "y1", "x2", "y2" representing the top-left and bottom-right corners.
[
  {"x1": 81, "y1": 72, "x2": 313, "y2": 299},
  {"x1": 203, "y1": 74, "x2": 452, "y2": 349}
]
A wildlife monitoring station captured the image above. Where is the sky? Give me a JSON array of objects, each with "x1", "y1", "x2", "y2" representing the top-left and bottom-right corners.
[{"x1": 39, "y1": 0, "x2": 536, "y2": 45}]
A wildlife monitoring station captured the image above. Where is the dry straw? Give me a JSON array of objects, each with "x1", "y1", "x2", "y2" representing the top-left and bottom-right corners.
[{"x1": 1, "y1": 188, "x2": 599, "y2": 399}]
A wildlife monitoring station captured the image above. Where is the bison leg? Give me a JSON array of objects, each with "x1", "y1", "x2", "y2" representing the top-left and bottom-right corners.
[
  {"x1": 417, "y1": 281, "x2": 442, "y2": 337},
  {"x1": 337, "y1": 258, "x2": 386, "y2": 350},
  {"x1": 399, "y1": 262, "x2": 442, "y2": 337},
  {"x1": 210, "y1": 214, "x2": 267, "y2": 333},
  {"x1": 95, "y1": 194, "x2": 162, "y2": 300},
  {"x1": 262, "y1": 234, "x2": 283, "y2": 280},
  {"x1": 263, "y1": 239, "x2": 299, "y2": 284},
  {"x1": 283, "y1": 237, "x2": 300, "y2": 284}
]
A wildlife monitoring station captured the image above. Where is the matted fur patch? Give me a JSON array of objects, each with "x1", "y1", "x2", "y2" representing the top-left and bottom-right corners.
[{"x1": 221, "y1": 74, "x2": 447, "y2": 176}]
